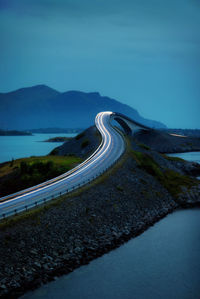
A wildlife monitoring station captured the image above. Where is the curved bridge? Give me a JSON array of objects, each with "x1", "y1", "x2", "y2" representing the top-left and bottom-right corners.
[
  {"x1": 0, "y1": 112, "x2": 150, "y2": 219},
  {"x1": 111, "y1": 112, "x2": 150, "y2": 135}
]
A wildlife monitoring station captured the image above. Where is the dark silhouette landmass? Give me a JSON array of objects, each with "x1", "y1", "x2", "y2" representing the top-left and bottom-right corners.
[
  {"x1": 52, "y1": 126, "x2": 200, "y2": 157},
  {"x1": 161, "y1": 128, "x2": 200, "y2": 138},
  {"x1": 0, "y1": 129, "x2": 32, "y2": 136},
  {"x1": 29, "y1": 128, "x2": 82, "y2": 134},
  {"x1": 134, "y1": 129, "x2": 200, "y2": 153},
  {"x1": 0, "y1": 85, "x2": 166, "y2": 130},
  {"x1": 50, "y1": 126, "x2": 100, "y2": 158}
]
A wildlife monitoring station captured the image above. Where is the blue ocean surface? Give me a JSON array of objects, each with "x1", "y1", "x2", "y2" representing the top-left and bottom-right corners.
[
  {"x1": 168, "y1": 151, "x2": 200, "y2": 164},
  {"x1": 0, "y1": 133, "x2": 76, "y2": 163},
  {"x1": 22, "y1": 208, "x2": 200, "y2": 299},
  {"x1": 168, "y1": 151, "x2": 200, "y2": 180}
]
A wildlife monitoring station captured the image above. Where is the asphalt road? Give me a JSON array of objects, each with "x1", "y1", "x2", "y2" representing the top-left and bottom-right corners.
[{"x1": 0, "y1": 111, "x2": 125, "y2": 219}]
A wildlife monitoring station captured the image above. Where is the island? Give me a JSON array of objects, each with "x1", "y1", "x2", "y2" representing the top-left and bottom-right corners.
[{"x1": 0, "y1": 129, "x2": 32, "y2": 136}]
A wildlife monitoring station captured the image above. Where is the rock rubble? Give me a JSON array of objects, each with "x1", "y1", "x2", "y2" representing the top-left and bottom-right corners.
[{"x1": 0, "y1": 144, "x2": 199, "y2": 298}]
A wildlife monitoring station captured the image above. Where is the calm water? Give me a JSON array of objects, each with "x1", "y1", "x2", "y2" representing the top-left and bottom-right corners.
[
  {"x1": 22, "y1": 208, "x2": 200, "y2": 299},
  {"x1": 168, "y1": 151, "x2": 200, "y2": 180},
  {"x1": 0, "y1": 133, "x2": 76, "y2": 163},
  {"x1": 21, "y1": 152, "x2": 200, "y2": 299},
  {"x1": 3, "y1": 145, "x2": 199, "y2": 298},
  {"x1": 168, "y1": 151, "x2": 200, "y2": 164}
]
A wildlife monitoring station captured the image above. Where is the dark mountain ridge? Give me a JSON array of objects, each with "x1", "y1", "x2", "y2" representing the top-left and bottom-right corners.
[
  {"x1": 0, "y1": 84, "x2": 60, "y2": 99},
  {"x1": 0, "y1": 85, "x2": 166, "y2": 130}
]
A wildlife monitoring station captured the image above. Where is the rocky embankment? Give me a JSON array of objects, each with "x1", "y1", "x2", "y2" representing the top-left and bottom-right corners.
[
  {"x1": 134, "y1": 129, "x2": 200, "y2": 153},
  {"x1": 50, "y1": 126, "x2": 101, "y2": 158},
  {"x1": 0, "y1": 130, "x2": 200, "y2": 298}
]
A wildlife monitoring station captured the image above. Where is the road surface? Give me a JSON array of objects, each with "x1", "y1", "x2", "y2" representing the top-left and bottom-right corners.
[{"x1": 0, "y1": 111, "x2": 125, "y2": 219}]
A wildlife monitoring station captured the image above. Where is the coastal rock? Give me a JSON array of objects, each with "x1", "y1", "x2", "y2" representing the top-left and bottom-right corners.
[{"x1": 0, "y1": 146, "x2": 199, "y2": 298}]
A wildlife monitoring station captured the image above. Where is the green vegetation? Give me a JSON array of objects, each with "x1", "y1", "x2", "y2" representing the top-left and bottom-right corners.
[
  {"x1": 131, "y1": 151, "x2": 163, "y2": 178},
  {"x1": 81, "y1": 139, "x2": 90, "y2": 149},
  {"x1": 0, "y1": 140, "x2": 128, "y2": 229},
  {"x1": 160, "y1": 169, "x2": 196, "y2": 197},
  {"x1": 138, "y1": 143, "x2": 150, "y2": 150},
  {"x1": 0, "y1": 155, "x2": 82, "y2": 197},
  {"x1": 116, "y1": 185, "x2": 124, "y2": 192},
  {"x1": 131, "y1": 150, "x2": 197, "y2": 198},
  {"x1": 162, "y1": 154, "x2": 185, "y2": 162}
]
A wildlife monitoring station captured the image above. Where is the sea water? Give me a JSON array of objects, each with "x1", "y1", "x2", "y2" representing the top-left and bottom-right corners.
[{"x1": 0, "y1": 133, "x2": 76, "y2": 163}]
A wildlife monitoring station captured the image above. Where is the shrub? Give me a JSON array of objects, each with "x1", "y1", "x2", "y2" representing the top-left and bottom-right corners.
[
  {"x1": 138, "y1": 143, "x2": 150, "y2": 150},
  {"x1": 162, "y1": 154, "x2": 185, "y2": 162},
  {"x1": 132, "y1": 151, "x2": 163, "y2": 178},
  {"x1": 116, "y1": 185, "x2": 124, "y2": 192}
]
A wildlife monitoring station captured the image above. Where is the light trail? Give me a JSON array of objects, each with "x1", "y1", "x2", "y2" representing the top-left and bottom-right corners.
[
  {"x1": 0, "y1": 111, "x2": 148, "y2": 219},
  {"x1": 0, "y1": 112, "x2": 111, "y2": 202},
  {"x1": 0, "y1": 111, "x2": 124, "y2": 218}
]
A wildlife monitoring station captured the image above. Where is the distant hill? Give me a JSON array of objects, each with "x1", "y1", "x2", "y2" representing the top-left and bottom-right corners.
[
  {"x1": 29, "y1": 128, "x2": 82, "y2": 134},
  {"x1": 0, "y1": 85, "x2": 166, "y2": 130},
  {"x1": 0, "y1": 129, "x2": 32, "y2": 136}
]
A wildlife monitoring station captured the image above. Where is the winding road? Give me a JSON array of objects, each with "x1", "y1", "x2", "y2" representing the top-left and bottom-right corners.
[
  {"x1": 0, "y1": 111, "x2": 150, "y2": 219},
  {"x1": 0, "y1": 111, "x2": 127, "y2": 219}
]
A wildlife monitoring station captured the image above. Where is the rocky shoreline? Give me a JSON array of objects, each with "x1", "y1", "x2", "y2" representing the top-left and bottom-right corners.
[
  {"x1": 133, "y1": 129, "x2": 200, "y2": 153},
  {"x1": 0, "y1": 141, "x2": 200, "y2": 298}
]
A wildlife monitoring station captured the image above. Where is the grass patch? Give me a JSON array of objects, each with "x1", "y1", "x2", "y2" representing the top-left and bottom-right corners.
[
  {"x1": 161, "y1": 170, "x2": 196, "y2": 197},
  {"x1": 138, "y1": 143, "x2": 150, "y2": 150},
  {"x1": 162, "y1": 154, "x2": 185, "y2": 162},
  {"x1": 0, "y1": 141, "x2": 128, "y2": 229},
  {"x1": 131, "y1": 150, "x2": 197, "y2": 198},
  {"x1": 0, "y1": 155, "x2": 81, "y2": 178},
  {"x1": 0, "y1": 204, "x2": 49, "y2": 230},
  {"x1": 131, "y1": 151, "x2": 163, "y2": 178},
  {"x1": 116, "y1": 185, "x2": 124, "y2": 192},
  {"x1": 0, "y1": 155, "x2": 82, "y2": 197}
]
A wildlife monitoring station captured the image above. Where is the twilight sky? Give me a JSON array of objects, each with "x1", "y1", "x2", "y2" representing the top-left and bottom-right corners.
[{"x1": 0, "y1": 0, "x2": 200, "y2": 128}]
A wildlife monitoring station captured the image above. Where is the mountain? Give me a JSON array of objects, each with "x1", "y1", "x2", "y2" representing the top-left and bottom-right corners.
[{"x1": 0, "y1": 85, "x2": 166, "y2": 130}]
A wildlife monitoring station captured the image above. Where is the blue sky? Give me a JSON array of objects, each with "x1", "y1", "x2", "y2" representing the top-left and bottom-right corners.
[{"x1": 0, "y1": 0, "x2": 200, "y2": 128}]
